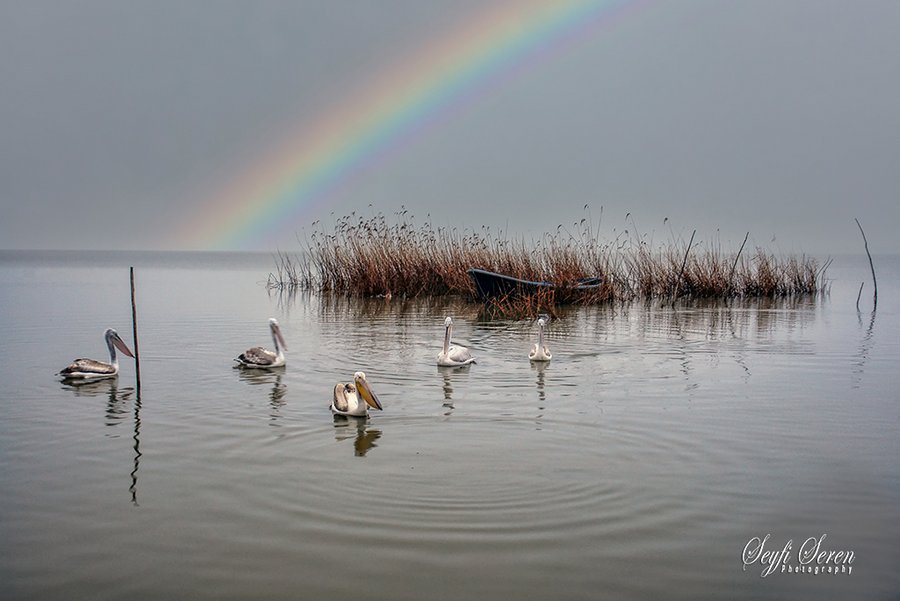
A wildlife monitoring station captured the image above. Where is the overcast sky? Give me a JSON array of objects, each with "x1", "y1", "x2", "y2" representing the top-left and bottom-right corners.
[{"x1": 1, "y1": 0, "x2": 898, "y2": 254}]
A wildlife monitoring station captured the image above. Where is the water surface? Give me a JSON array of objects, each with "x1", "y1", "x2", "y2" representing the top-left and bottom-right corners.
[{"x1": 0, "y1": 251, "x2": 898, "y2": 600}]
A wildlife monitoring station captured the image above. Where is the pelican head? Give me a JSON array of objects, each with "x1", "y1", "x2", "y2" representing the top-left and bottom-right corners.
[
  {"x1": 269, "y1": 318, "x2": 287, "y2": 352},
  {"x1": 354, "y1": 371, "x2": 383, "y2": 411},
  {"x1": 443, "y1": 317, "x2": 453, "y2": 351},
  {"x1": 529, "y1": 317, "x2": 552, "y2": 362},
  {"x1": 105, "y1": 328, "x2": 135, "y2": 359}
]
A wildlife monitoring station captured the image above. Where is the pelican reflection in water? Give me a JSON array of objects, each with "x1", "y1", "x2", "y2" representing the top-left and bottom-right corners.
[
  {"x1": 531, "y1": 359, "x2": 548, "y2": 403},
  {"x1": 234, "y1": 318, "x2": 287, "y2": 368},
  {"x1": 437, "y1": 317, "x2": 476, "y2": 367},
  {"x1": 333, "y1": 418, "x2": 382, "y2": 456},
  {"x1": 237, "y1": 369, "x2": 287, "y2": 418},
  {"x1": 331, "y1": 372, "x2": 383, "y2": 417},
  {"x1": 59, "y1": 328, "x2": 134, "y2": 380},
  {"x1": 529, "y1": 317, "x2": 552, "y2": 362},
  {"x1": 60, "y1": 377, "x2": 135, "y2": 425}
]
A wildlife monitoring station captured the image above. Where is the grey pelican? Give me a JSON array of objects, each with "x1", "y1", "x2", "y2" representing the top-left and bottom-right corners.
[
  {"x1": 331, "y1": 371, "x2": 383, "y2": 417},
  {"x1": 59, "y1": 328, "x2": 134, "y2": 380},
  {"x1": 528, "y1": 317, "x2": 552, "y2": 362},
  {"x1": 234, "y1": 318, "x2": 287, "y2": 368},
  {"x1": 437, "y1": 316, "x2": 475, "y2": 367}
]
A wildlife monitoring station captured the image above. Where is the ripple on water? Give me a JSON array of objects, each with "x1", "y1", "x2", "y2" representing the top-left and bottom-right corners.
[{"x1": 217, "y1": 408, "x2": 717, "y2": 572}]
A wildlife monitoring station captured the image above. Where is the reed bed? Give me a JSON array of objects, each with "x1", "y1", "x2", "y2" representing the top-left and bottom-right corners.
[{"x1": 268, "y1": 210, "x2": 828, "y2": 312}]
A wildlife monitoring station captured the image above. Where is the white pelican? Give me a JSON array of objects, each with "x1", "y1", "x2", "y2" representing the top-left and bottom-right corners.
[
  {"x1": 331, "y1": 371, "x2": 383, "y2": 417},
  {"x1": 234, "y1": 318, "x2": 287, "y2": 368},
  {"x1": 528, "y1": 317, "x2": 552, "y2": 362},
  {"x1": 59, "y1": 328, "x2": 134, "y2": 380},
  {"x1": 437, "y1": 316, "x2": 476, "y2": 367}
]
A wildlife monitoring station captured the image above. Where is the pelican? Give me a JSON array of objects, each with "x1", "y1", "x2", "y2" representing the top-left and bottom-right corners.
[
  {"x1": 437, "y1": 316, "x2": 476, "y2": 367},
  {"x1": 234, "y1": 318, "x2": 287, "y2": 368},
  {"x1": 59, "y1": 328, "x2": 134, "y2": 380},
  {"x1": 529, "y1": 317, "x2": 552, "y2": 362},
  {"x1": 331, "y1": 371, "x2": 383, "y2": 417}
]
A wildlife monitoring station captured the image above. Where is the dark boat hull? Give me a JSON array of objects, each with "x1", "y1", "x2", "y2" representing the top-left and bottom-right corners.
[{"x1": 467, "y1": 268, "x2": 602, "y2": 301}]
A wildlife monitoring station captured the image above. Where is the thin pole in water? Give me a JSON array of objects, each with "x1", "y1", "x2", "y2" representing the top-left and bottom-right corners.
[
  {"x1": 671, "y1": 229, "x2": 696, "y2": 306},
  {"x1": 729, "y1": 232, "x2": 750, "y2": 284},
  {"x1": 130, "y1": 266, "x2": 141, "y2": 392},
  {"x1": 854, "y1": 218, "x2": 877, "y2": 310}
]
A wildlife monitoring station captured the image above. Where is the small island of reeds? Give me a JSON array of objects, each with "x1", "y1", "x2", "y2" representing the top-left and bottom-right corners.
[{"x1": 268, "y1": 210, "x2": 829, "y2": 316}]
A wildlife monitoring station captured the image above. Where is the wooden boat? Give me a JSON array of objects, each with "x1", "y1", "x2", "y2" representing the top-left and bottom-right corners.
[{"x1": 467, "y1": 268, "x2": 602, "y2": 301}]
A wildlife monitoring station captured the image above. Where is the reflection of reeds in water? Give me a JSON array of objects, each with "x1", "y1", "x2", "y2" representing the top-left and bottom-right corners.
[
  {"x1": 481, "y1": 288, "x2": 561, "y2": 320},
  {"x1": 626, "y1": 296, "x2": 820, "y2": 342},
  {"x1": 267, "y1": 211, "x2": 829, "y2": 316}
]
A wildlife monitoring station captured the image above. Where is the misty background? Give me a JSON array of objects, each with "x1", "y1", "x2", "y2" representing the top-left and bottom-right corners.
[{"x1": 1, "y1": 0, "x2": 898, "y2": 254}]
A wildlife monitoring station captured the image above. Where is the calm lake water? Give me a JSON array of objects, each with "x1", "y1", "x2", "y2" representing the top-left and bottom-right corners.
[{"x1": 0, "y1": 250, "x2": 898, "y2": 600}]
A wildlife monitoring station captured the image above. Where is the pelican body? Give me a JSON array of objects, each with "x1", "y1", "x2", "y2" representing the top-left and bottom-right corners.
[
  {"x1": 529, "y1": 317, "x2": 552, "y2": 362},
  {"x1": 437, "y1": 317, "x2": 475, "y2": 367},
  {"x1": 331, "y1": 372, "x2": 383, "y2": 417},
  {"x1": 59, "y1": 328, "x2": 134, "y2": 380},
  {"x1": 235, "y1": 318, "x2": 287, "y2": 368}
]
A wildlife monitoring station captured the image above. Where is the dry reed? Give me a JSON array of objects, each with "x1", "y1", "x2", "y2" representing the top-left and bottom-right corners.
[{"x1": 268, "y1": 210, "x2": 828, "y2": 312}]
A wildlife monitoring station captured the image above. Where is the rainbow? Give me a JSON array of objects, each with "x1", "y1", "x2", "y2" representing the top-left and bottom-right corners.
[{"x1": 180, "y1": 0, "x2": 636, "y2": 250}]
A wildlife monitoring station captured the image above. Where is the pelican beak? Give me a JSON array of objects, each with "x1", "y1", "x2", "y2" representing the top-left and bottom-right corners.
[
  {"x1": 113, "y1": 333, "x2": 135, "y2": 358},
  {"x1": 274, "y1": 325, "x2": 287, "y2": 351},
  {"x1": 355, "y1": 375, "x2": 383, "y2": 411}
]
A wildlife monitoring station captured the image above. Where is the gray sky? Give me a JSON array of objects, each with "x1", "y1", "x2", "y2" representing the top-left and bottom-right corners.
[{"x1": 1, "y1": 0, "x2": 898, "y2": 254}]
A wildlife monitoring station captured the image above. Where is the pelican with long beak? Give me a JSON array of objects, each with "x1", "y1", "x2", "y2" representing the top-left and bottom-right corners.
[
  {"x1": 59, "y1": 328, "x2": 134, "y2": 380},
  {"x1": 234, "y1": 318, "x2": 287, "y2": 368},
  {"x1": 528, "y1": 317, "x2": 552, "y2": 362},
  {"x1": 331, "y1": 371, "x2": 383, "y2": 417},
  {"x1": 437, "y1": 316, "x2": 475, "y2": 367}
]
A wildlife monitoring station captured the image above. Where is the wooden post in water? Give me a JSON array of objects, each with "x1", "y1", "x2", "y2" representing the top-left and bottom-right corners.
[{"x1": 130, "y1": 267, "x2": 141, "y2": 392}]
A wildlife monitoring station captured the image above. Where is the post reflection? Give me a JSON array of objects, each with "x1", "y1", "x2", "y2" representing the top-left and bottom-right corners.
[
  {"x1": 664, "y1": 309, "x2": 695, "y2": 392},
  {"x1": 130, "y1": 392, "x2": 141, "y2": 506},
  {"x1": 853, "y1": 306, "x2": 877, "y2": 388},
  {"x1": 59, "y1": 378, "x2": 141, "y2": 504},
  {"x1": 332, "y1": 416, "x2": 382, "y2": 456}
]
